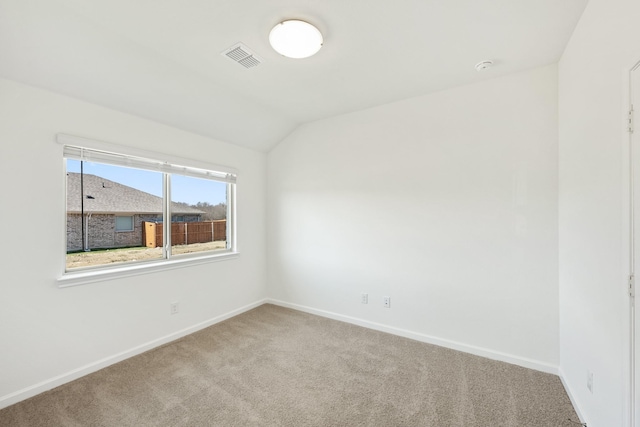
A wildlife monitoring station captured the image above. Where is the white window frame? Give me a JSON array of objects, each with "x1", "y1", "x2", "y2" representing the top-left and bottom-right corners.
[
  {"x1": 57, "y1": 134, "x2": 238, "y2": 287},
  {"x1": 115, "y1": 215, "x2": 134, "y2": 232}
]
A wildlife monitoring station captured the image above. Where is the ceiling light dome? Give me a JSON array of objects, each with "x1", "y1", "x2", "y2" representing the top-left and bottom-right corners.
[{"x1": 269, "y1": 20, "x2": 323, "y2": 59}]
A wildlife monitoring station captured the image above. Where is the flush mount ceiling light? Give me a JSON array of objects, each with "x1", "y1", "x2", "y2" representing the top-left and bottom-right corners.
[{"x1": 269, "y1": 20, "x2": 323, "y2": 59}]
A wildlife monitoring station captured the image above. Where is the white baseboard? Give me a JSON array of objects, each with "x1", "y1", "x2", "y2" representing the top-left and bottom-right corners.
[
  {"x1": 0, "y1": 299, "x2": 267, "y2": 410},
  {"x1": 267, "y1": 299, "x2": 559, "y2": 375},
  {"x1": 559, "y1": 368, "x2": 588, "y2": 425},
  {"x1": 2, "y1": 298, "x2": 562, "y2": 411}
]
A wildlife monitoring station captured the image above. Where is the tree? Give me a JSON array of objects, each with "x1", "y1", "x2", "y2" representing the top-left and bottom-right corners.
[{"x1": 192, "y1": 202, "x2": 226, "y2": 221}]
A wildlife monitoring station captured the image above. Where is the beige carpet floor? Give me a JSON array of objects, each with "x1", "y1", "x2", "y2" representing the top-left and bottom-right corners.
[{"x1": 0, "y1": 304, "x2": 580, "y2": 426}]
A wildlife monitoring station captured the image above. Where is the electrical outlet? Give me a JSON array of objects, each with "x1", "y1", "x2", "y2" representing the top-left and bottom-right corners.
[
  {"x1": 170, "y1": 302, "x2": 179, "y2": 315},
  {"x1": 383, "y1": 296, "x2": 390, "y2": 308},
  {"x1": 587, "y1": 371, "x2": 593, "y2": 393},
  {"x1": 361, "y1": 293, "x2": 368, "y2": 304}
]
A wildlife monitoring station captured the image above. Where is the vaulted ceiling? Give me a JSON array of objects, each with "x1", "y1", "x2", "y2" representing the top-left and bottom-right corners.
[{"x1": 0, "y1": 0, "x2": 588, "y2": 151}]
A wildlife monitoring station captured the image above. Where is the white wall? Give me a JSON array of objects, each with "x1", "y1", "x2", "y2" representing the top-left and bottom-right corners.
[
  {"x1": 0, "y1": 78, "x2": 267, "y2": 407},
  {"x1": 267, "y1": 65, "x2": 560, "y2": 370},
  {"x1": 558, "y1": 0, "x2": 640, "y2": 425}
]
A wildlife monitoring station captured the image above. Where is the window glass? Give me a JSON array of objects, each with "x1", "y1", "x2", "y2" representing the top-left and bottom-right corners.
[
  {"x1": 66, "y1": 159, "x2": 164, "y2": 270},
  {"x1": 170, "y1": 174, "x2": 228, "y2": 257},
  {"x1": 115, "y1": 216, "x2": 134, "y2": 232},
  {"x1": 63, "y1": 146, "x2": 236, "y2": 275}
]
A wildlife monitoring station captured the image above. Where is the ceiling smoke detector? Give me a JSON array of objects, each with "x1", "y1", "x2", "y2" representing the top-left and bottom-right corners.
[
  {"x1": 221, "y1": 43, "x2": 262, "y2": 69},
  {"x1": 475, "y1": 60, "x2": 493, "y2": 71}
]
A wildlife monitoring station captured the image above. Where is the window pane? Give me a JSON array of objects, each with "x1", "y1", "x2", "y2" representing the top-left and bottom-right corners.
[
  {"x1": 65, "y1": 159, "x2": 164, "y2": 270},
  {"x1": 115, "y1": 216, "x2": 134, "y2": 231},
  {"x1": 170, "y1": 174, "x2": 228, "y2": 257}
]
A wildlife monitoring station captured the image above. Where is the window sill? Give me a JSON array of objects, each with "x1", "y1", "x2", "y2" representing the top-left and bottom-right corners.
[{"x1": 57, "y1": 251, "x2": 239, "y2": 288}]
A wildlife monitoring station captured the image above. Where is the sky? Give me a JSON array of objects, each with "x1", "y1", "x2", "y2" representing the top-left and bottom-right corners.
[{"x1": 67, "y1": 159, "x2": 227, "y2": 205}]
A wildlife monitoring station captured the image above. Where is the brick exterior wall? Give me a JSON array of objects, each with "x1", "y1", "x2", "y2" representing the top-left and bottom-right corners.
[
  {"x1": 67, "y1": 214, "x2": 84, "y2": 251},
  {"x1": 67, "y1": 213, "x2": 135, "y2": 251},
  {"x1": 67, "y1": 213, "x2": 201, "y2": 252}
]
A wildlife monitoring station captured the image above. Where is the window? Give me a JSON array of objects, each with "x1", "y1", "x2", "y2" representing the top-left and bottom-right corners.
[
  {"x1": 62, "y1": 140, "x2": 236, "y2": 277},
  {"x1": 115, "y1": 216, "x2": 134, "y2": 232}
]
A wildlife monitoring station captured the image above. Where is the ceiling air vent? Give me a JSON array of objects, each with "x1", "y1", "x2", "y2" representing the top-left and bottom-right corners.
[{"x1": 222, "y1": 43, "x2": 263, "y2": 69}]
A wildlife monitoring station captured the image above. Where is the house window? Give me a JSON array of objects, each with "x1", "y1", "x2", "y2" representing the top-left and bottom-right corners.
[
  {"x1": 115, "y1": 216, "x2": 134, "y2": 232},
  {"x1": 63, "y1": 141, "x2": 236, "y2": 276}
]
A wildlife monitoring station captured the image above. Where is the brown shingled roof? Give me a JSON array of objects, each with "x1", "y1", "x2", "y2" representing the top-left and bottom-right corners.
[{"x1": 66, "y1": 173, "x2": 203, "y2": 215}]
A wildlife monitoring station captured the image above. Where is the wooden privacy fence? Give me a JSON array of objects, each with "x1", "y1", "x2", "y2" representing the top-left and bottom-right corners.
[{"x1": 143, "y1": 220, "x2": 226, "y2": 248}]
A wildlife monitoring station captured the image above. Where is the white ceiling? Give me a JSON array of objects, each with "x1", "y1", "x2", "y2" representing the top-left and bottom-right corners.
[{"x1": 0, "y1": 0, "x2": 588, "y2": 152}]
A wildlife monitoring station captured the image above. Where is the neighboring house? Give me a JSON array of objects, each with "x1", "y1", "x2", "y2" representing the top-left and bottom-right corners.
[{"x1": 66, "y1": 173, "x2": 203, "y2": 251}]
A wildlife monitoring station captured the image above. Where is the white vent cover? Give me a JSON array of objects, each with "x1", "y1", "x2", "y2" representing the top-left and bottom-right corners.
[{"x1": 222, "y1": 43, "x2": 262, "y2": 69}]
